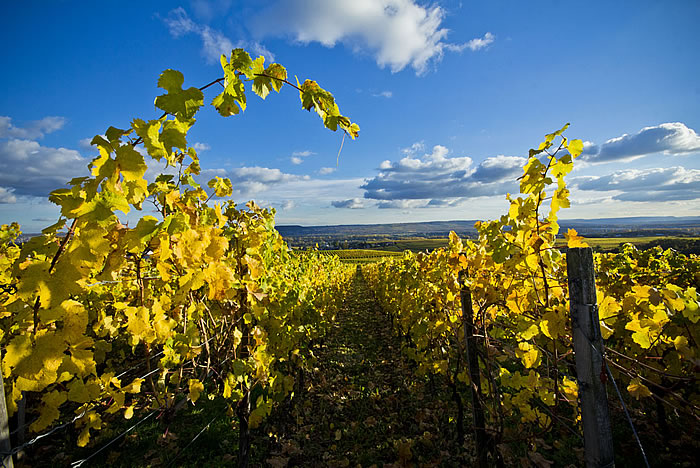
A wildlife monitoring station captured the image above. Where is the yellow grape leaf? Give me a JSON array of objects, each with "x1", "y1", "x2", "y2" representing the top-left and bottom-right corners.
[
  {"x1": 232, "y1": 328, "x2": 243, "y2": 349},
  {"x1": 661, "y1": 287, "x2": 685, "y2": 312},
  {"x1": 525, "y1": 253, "x2": 540, "y2": 271},
  {"x1": 67, "y1": 378, "x2": 92, "y2": 403},
  {"x1": 243, "y1": 254, "x2": 264, "y2": 280},
  {"x1": 122, "y1": 378, "x2": 143, "y2": 394},
  {"x1": 672, "y1": 335, "x2": 691, "y2": 358},
  {"x1": 207, "y1": 176, "x2": 233, "y2": 197},
  {"x1": 30, "y1": 390, "x2": 67, "y2": 432},
  {"x1": 517, "y1": 342, "x2": 540, "y2": 368},
  {"x1": 627, "y1": 377, "x2": 652, "y2": 399},
  {"x1": 125, "y1": 306, "x2": 154, "y2": 345},
  {"x1": 107, "y1": 390, "x2": 126, "y2": 414},
  {"x1": 598, "y1": 296, "x2": 621, "y2": 339},
  {"x1": 561, "y1": 376, "x2": 578, "y2": 403},
  {"x1": 564, "y1": 229, "x2": 588, "y2": 248},
  {"x1": 153, "y1": 313, "x2": 176, "y2": 342},
  {"x1": 631, "y1": 285, "x2": 651, "y2": 300},
  {"x1": 189, "y1": 378, "x2": 204, "y2": 403},
  {"x1": 448, "y1": 230, "x2": 463, "y2": 251},
  {"x1": 77, "y1": 411, "x2": 102, "y2": 447},
  {"x1": 625, "y1": 320, "x2": 652, "y2": 348},
  {"x1": 214, "y1": 203, "x2": 228, "y2": 227},
  {"x1": 60, "y1": 299, "x2": 89, "y2": 344},
  {"x1": 633, "y1": 331, "x2": 652, "y2": 349},
  {"x1": 16, "y1": 261, "x2": 52, "y2": 307},
  {"x1": 204, "y1": 262, "x2": 236, "y2": 301},
  {"x1": 14, "y1": 331, "x2": 66, "y2": 392},
  {"x1": 681, "y1": 288, "x2": 699, "y2": 323},
  {"x1": 599, "y1": 296, "x2": 621, "y2": 321},
  {"x1": 567, "y1": 139, "x2": 584, "y2": 158},
  {"x1": 124, "y1": 405, "x2": 135, "y2": 420},
  {"x1": 540, "y1": 310, "x2": 567, "y2": 340},
  {"x1": 521, "y1": 324, "x2": 540, "y2": 340}
]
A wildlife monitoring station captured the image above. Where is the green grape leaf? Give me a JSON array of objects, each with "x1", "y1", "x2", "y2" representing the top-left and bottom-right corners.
[
  {"x1": 154, "y1": 69, "x2": 204, "y2": 120},
  {"x1": 132, "y1": 118, "x2": 168, "y2": 161},
  {"x1": 212, "y1": 91, "x2": 241, "y2": 117},
  {"x1": 208, "y1": 177, "x2": 233, "y2": 197},
  {"x1": 115, "y1": 145, "x2": 147, "y2": 182}
]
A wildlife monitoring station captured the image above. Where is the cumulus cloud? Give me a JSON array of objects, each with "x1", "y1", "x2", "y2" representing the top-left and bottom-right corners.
[
  {"x1": 251, "y1": 0, "x2": 491, "y2": 74},
  {"x1": 319, "y1": 167, "x2": 336, "y2": 175},
  {"x1": 471, "y1": 155, "x2": 527, "y2": 182},
  {"x1": 331, "y1": 198, "x2": 366, "y2": 209},
  {"x1": 361, "y1": 145, "x2": 529, "y2": 207},
  {"x1": 202, "y1": 166, "x2": 309, "y2": 195},
  {"x1": 575, "y1": 166, "x2": 700, "y2": 202},
  {"x1": 164, "y1": 7, "x2": 274, "y2": 64},
  {"x1": 0, "y1": 139, "x2": 91, "y2": 199},
  {"x1": 582, "y1": 122, "x2": 700, "y2": 163},
  {"x1": 0, "y1": 116, "x2": 66, "y2": 140}
]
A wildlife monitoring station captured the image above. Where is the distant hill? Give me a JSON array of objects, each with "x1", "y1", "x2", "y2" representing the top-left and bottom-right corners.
[{"x1": 278, "y1": 216, "x2": 700, "y2": 239}]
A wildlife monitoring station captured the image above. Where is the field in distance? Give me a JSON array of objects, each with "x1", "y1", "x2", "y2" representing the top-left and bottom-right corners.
[{"x1": 317, "y1": 236, "x2": 700, "y2": 263}]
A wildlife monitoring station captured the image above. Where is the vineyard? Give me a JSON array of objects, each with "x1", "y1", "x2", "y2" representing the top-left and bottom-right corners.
[{"x1": 0, "y1": 47, "x2": 698, "y2": 467}]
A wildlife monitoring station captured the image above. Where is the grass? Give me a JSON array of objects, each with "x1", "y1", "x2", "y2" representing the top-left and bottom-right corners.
[{"x1": 321, "y1": 249, "x2": 403, "y2": 264}]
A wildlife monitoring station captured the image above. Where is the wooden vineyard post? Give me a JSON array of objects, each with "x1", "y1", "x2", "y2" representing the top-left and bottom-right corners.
[
  {"x1": 566, "y1": 248, "x2": 615, "y2": 468},
  {"x1": 0, "y1": 371, "x2": 15, "y2": 468},
  {"x1": 459, "y1": 271, "x2": 487, "y2": 468}
]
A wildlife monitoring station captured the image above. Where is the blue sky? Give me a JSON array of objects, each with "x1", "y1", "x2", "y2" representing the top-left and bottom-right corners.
[{"x1": 1, "y1": 0, "x2": 699, "y2": 232}]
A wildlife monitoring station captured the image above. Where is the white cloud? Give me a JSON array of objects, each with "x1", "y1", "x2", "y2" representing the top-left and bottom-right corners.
[
  {"x1": 362, "y1": 145, "x2": 526, "y2": 204},
  {"x1": 471, "y1": 155, "x2": 527, "y2": 182},
  {"x1": 401, "y1": 141, "x2": 425, "y2": 155},
  {"x1": 193, "y1": 142, "x2": 211, "y2": 152},
  {"x1": 331, "y1": 198, "x2": 366, "y2": 209},
  {"x1": 251, "y1": 0, "x2": 487, "y2": 74},
  {"x1": 377, "y1": 199, "x2": 426, "y2": 209},
  {"x1": 202, "y1": 166, "x2": 309, "y2": 195},
  {"x1": 271, "y1": 199, "x2": 296, "y2": 210},
  {"x1": 0, "y1": 187, "x2": 17, "y2": 204},
  {"x1": 319, "y1": 167, "x2": 336, "y2": 175},
  {"x1": 0, "y1": 116, "x2": 66, "y2": 140},
  {"x1": 463, "y1": 32, "x2": 495, "y2": 51},
  {"x1": 78, "y1": 137, "x2": 95, "y2": 150},
  {"x1": 290, "y1": 149, "x2": 315, "y2": 165},
  {"x1": 372, "y1": 91, "x2": 393, "y2": 98},
  {"x1": 0, "y1": 139, "x2": 91, "y2": 198},
  {"x1": 575, "y1": 166, "x2": 700, "y2": 202},
  {"x1": 164, "y1": 7, "x2": 275, "y2": 64},
  {"x1": 582, "y1": 122, "x2": 700, "y2": 163}
]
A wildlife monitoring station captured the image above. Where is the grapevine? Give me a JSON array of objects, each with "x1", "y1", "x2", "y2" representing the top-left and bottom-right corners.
[
  {"x1": 363, "y1": 125, "x2": 699, "y2": 464},
  {"x1": 0, "y1": 48, "x2": 356, "y2": 455}
]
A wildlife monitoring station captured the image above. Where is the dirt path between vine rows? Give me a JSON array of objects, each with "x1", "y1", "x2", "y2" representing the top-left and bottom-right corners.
[{"x1": 262, "y1": 269, "x2": 473, "y2": 467}]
